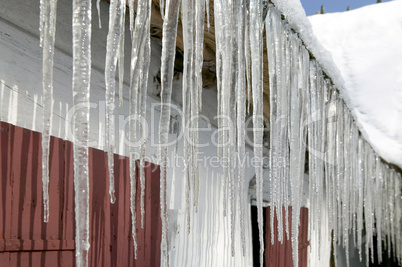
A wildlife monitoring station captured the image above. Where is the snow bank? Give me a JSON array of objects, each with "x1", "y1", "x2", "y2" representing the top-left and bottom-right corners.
[{"x1": 309, "y1": 0, "x2": 402, "y2": 168}]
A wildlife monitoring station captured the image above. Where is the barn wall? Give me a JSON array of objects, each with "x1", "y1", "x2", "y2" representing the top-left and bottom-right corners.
[{"x1": 0, "y1": 121, "x2": 161, "y2": 266}]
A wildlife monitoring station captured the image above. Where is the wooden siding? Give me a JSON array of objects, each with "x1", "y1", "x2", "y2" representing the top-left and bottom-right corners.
[{"x1": 0, "y1": 121, "x2": 161, "y2": 266}]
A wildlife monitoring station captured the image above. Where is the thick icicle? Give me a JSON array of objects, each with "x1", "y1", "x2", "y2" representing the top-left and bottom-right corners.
[
  {"x1": 286, "y1": 27, "x2": 307, "y2": 267},
  {"x1": 266, "y1": 6, "x2": 280, "y2": 245},
  {"x1": 249, "y1": 0, "x2": 264, "y2": 265},
  {"x1": 128, "y1": 0, "x2": 152, "y2": 256},
  {"x1": 158, "y1": 0, "x2": 180, "y2": 264},
  {"x1": 41, "y1": 0, "x2": 58, "y2": 223},
  {"x1": 214, "y1": 0, "x2": 239, "y2": 255},
  {"x1": 72, "y1": 0, "x2": 92, "y2": 266},
  {"x1": 105, "y1": 0, "x2": 125, "y2": 204}
]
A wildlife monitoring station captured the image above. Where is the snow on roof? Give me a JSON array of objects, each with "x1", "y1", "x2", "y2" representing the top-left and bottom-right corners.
[{"x1": 308, "y1": 0, "x2": 402, "y2": 169}]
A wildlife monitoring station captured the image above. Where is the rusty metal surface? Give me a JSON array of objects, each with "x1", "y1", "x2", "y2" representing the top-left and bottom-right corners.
[
  {"x1": 0, "y1": 121, "x2": 161, "y2": 266},
  {"x1": 265, "y1": 207, "x2": 309, "y2": 267}
]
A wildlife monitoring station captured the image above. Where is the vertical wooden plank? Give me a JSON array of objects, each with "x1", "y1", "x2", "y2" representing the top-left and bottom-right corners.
[
  {"x1": 0, "y1": 252, "x2": 9, "y2": 267},
  {"x1": 266, "y1": 206, "x2": 309, "y2": 267},
  {"x1": 88, "y1": 147, "x2": 108, "y2": 267},
  {"x1": 0, "y1": 122, "x2": 13, "y2": 241}
]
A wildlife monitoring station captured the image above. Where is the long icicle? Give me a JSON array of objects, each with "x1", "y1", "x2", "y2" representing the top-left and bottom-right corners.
[
  {"x1": 181, "y1": 0, "x2": 194, "y2": 233},
  {"x1": 41, "y1": 0, "x2": 58, "y2": 223},
  {"x1": 72, "y1": 0, "x2": 92, "y2": 266},
  {"x1": 105, "y1": 0, "x2": 125, "y2": 204},
  {"x1": 236, "y1": 0, "x2": 247, "y2": 256},
  {"x1": 288, "y1": 29, "x2": 303, "y2": 267},
  {"x1": 192, "y1": 0, "x2": 206, "y2": 211},
  {"x1": 139, "y1": 5, "x2": 152, "y2": 228},
  {"x1": 249, "y1": 0, "x2": 264, "y2": 265},
  {"x1": 266, "y1": 6, "x2": 279, "y2": 245},
  {"x1": 129, "y1": 0, "x2": 153, "y2": 257},
  {"x1": 159, "y1": 0, "x2": 180, "y2": 265}
]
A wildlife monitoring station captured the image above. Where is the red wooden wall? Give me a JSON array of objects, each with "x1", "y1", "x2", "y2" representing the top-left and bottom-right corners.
[
  {"x1": 266, "y1": 207, "x2": 309, "y2": 267},
  {"x1": 0, "y1": 121, "x2": 161, "y2": 266}
]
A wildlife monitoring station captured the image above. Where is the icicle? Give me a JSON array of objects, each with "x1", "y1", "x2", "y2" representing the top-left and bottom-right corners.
[
  {"x1": 227, "y1": 0, "x2": 239, "y2": 257},
  {"x1": 182, "y1": 0, "x2": 194, "y2": 232},
  {"x1": 287, "y1": 27, "x2": 304, "y2": 267},
  {"x1": 364, "y1": 144, "x2": 374, "y2": 266},
  {"x1": 118, "y1": 3, "x2": 126, "y2": 107},
  {"x1": 389, "y1": 169, "x2": 395, "y2": 259},
  {"x1": 129, "y1": 0, "x2": 153, "y2": 256},
  {"x1": 245, "y1": 6, "x2": 252, "y2": 115},
  {"x1": 236, "y1": 0, "x2": 247, "y2": 256},
  {"x1": 105, "y1": 0, "x2": 125, "y2": 204},
  {"x1": 158, "y1": 0, "x2": 180, "y2": 264},
  {"x1": 374, "y1": 155, "x2": 383, "y2": 264},
  {"x1": 249, "y1": 0, "x2": 264, "y2": 265},
  {"x1": 351, "y1": 122, "x2": 359, "y2": 247},
  {"x1": 193, "y1": 0, "x2": 205, "y2": 211},
  {"x1": 72, "y1": 0, "x2": 92, "y2": 266},
  {"x1": 266, "y1": 6, "x2": 280, "y2": 245},
  {"x1": 336, "y1": 100, "x2": 344, "y2": 245},
  {"x1": 139, "y1": 34, "x2": 151, "y2": 228},
  {"x1": 343, "y1": 111, "x2": 351, "y2": 266},
  {"x1": 308, "y1": 60, "x2": 317, "y2": 241},
  {"x1": 282, "y1": 26, "x2": 291, "y2": 242},
  {"x1": 325, "y1": 87, "x2": 337, "y2": 236},
  {"x1": 357, "y1": 136, "x2": 364, "y2": 260},
  {"x1": 214, "y1": 0, "x2": 232, "y2": 221},
  {"x1": 96, "y1": 0, "x2": 102, "y2": 28},
  {"x1": 315, "y1": 67, "x2": 326, "y2": 247},
  {"x1": 41, "y1": 0, "x2": 58, "y2": 223}
]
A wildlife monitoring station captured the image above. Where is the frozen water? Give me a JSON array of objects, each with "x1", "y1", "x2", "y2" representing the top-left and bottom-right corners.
[
  {"x1": 72, "y1": 0, "x2": 92, "y2": 266},
  {"x1": 40, "y1": 0, "x2": 58, "y2": 223}
]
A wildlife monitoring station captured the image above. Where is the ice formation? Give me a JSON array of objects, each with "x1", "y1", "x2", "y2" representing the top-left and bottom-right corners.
[
  {"x1": 128, "y1": 0, "x2": 152, "y2": 257},
  {"x1": 72, "y1": 0, "x2": 92, "y2": 266},
  {"x1": 105, "y1": 0, "x2": 125, "y2": 204},
  {"x1": 158, "y1": 0, "x2": 180, "y2": 265},
  {"x1": 40, "y1": 0, "x2": 58, "y2": 223},
  {"x1": 38, "y1": 0, "x2": 402, "y2": 266},
  {"x1": 265, "y1": 4, "x2": 402, "y2": 267}
]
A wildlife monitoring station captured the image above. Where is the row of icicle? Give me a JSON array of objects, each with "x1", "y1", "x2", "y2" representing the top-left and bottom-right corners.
[
  {"x1": 266, "y1": 5, "x2": 402, "y2": 267},
  {"x1": 39, "y1": 0, "x2": 401, "y2": 267}
]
